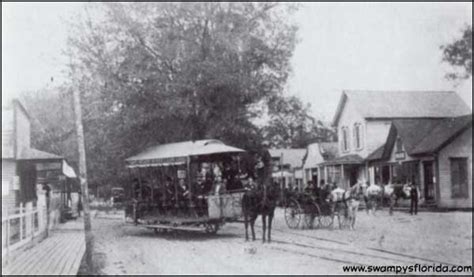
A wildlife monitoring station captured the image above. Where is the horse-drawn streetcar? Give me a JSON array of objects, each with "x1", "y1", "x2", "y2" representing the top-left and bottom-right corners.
[{"x1": 124, "y1": 139, "x2": 248, "y2": 234}]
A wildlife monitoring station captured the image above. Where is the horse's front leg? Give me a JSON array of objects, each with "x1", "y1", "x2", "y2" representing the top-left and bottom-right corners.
[
  {"x1": 268, "y1": 210, "x2": 274, "y2": 243},
  {"x1": 261, "y1": 214, "x2": 267, "y2": 243},
  {"x1": 389, "y1": 197, "x2": 394, "y2": 216},
  {"x1": 244, "y1": 213, "x2": 249, "y2": 241},
  {"x1": 251, "y1": 215, "x2": 256, "y2": 241}
]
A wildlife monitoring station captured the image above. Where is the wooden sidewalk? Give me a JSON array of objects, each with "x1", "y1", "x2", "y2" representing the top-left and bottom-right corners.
[{"x1": 2, "y1": 217, "x2": 86, "y2": 275}]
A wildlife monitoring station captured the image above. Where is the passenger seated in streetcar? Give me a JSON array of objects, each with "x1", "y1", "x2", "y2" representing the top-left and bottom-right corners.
[
  {"x1": 177, "y1": 179, "x2": 190, "y2": 210},
  {"x1": 201, "y1": 172, "x2": 214, "y2": 195},
  {"x1": 163, "y1": 177, "x2": 175, "y2": 209},
  {"x1": 244, "y1": 177, "x2": 257, "y2": 191},
  {"x1": 213, "y1": 175, "x2": 226, "y2": 195}
]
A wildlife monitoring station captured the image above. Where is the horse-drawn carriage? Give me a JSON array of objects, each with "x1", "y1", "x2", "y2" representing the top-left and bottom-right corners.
[
  {"x1": 124, "y1": 139, "x2": 248, "y2": 234},
  {"x1": 283, "y1": 186, "x2": 354, "y2": 230}
]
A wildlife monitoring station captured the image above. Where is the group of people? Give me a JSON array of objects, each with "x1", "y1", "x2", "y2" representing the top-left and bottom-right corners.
[{"x1": 299, "y1": 179, "x2": 420, "y2": 216}]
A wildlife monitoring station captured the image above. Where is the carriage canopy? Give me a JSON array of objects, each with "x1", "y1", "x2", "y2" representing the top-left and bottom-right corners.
[{"x1": 125, "y1": 139, "x2": 245, "y2": 168}]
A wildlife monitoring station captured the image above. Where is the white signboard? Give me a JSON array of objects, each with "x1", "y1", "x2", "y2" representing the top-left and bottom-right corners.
[{"x1": 2, "y1": 180, "x2": 10, "y2": 196}]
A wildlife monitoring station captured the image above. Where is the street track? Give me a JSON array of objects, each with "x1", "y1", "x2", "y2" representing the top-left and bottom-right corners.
[{"x1": 251, "y1": 224, "x2": 458, "y2": 267}]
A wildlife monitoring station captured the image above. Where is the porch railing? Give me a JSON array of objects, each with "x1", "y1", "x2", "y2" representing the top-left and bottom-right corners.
[{"x1": 2, "y1": 203, "x2": 48, "y2": 260}]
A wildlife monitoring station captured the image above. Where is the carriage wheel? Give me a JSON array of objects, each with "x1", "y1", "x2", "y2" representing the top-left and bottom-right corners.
[
  {"x1": 205, "y1": 223, "x2": 219, "y2": 234},
  {"x1": 284, "y1": 199, "x2": 302, "y2": 229},
  {"x1": 302, "y1": 202, "x2": 321, "y2": 229},
  {"x1": 319, "y1": 215, "x2": 334, "y2": 228}
]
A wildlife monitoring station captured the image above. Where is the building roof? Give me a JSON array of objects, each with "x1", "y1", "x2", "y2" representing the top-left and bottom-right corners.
[
  {"x1": 126, "y1": 139, "x2": 245, "y2": 167},
  {"x1": 411, "y1": 114, "x2": 472, "y2": 155},
  {"x1": 269, "y1": 148, "x2": 306, "y2": 168},
  {"x1": 366, "y1": 145, "x2": 385, "y2": 161},
  {"x1": 17, "y1": 148, "x2": 63, "y2": 161},
  {"x1": 303, "y1": 142, "x2": 339, "y2": 169},
  {"x1": 319, "y1": 154, "x2": 364, "y2": 166},
  {"x1": 392, "y1": 118, "x2": 446, "y2": 154},
  {"x1": 319, "y1": 142, "x2": 339, "y2": 161},
  {"x1": 332, "y1": 90, "x2": 471, "y2": 126},
  {"x1": 372, "y1": 114, "x2": 472, "y2": 159}
]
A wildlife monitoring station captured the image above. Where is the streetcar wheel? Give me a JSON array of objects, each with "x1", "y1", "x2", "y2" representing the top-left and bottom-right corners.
[
  {"x1": 284, "y1": 199, "x2": 302, "y2": 229},
  {"x1": 304, "y1": 203, "x2": 321, "y2": 229}
]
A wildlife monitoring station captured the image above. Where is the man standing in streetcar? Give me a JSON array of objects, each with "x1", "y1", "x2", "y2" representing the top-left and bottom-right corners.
[
  {"x1": 163, "y1": 177, "x2": 175, "y2": 211},
  {"x1": 177, "y1": 179, "x2": 190, "y2": 212}
]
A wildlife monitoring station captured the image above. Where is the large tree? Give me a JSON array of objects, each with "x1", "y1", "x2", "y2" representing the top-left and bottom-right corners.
[
  {"x1": 441, "y1": 25, "x2": 472, "y2": 80},
  {"x1": 24, "y1": 3, "x2": 299, "y2": 188},
  {"x1": 262, "y1": 95, "x2": 336, "y2": 148}
]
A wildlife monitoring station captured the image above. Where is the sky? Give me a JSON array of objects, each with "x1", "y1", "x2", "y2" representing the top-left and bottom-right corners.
[{"x1": 2, "y1": 2, "x2": 472, "y2": 121}]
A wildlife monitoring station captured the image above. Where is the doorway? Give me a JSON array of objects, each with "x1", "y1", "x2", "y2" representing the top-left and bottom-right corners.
[
  {"x1": 423, "y1": 161, "x2": 435, "y2": 201},
  {"x1": 349, "y1": 166, "x2": 358, "y2": 187}
]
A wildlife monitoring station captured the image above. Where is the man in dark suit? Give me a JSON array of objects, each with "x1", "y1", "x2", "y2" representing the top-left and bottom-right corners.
[{"x1": 409, "y1": 183, "x2": 419, "y2": 215}]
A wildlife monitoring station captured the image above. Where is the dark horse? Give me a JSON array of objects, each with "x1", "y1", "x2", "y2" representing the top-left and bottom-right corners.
[{"x1": 242, "y1": 181, "x2": 278, "y2": 243}]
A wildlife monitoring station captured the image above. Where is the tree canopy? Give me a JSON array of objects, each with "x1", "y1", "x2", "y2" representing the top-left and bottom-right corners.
[
  {"x1": 21, "y1": 3, "x2": 334, "y2": 190},
  {"x1": 441, "y1": 25, "x2": 472, "y2": 80}
]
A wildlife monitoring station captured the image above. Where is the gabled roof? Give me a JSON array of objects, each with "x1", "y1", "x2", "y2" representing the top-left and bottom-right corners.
[
  {"x1": 411, "y1": 114, "x2": 472, "y2": 155},
  {"x1": 2, "y1": 99, "x2": 32, "y2": 120},
  {"x1": 319, "y1": 142, "x2": 338, "y2": 161},
  {"x1": 303, "y1": 142, "x2": 338, "y2": 168},
  {"x1": 332, "y1": 90, "x2": 471, "y2": 126},
  {"x1": 392, "y1": 119, "x2": 445, "y2": 154},
  {"x1": 269, "y1": 149, "x2": 306, "y2": 168},
  {"x1": 366, "y1": 145, "x2": 385, "y2": 161},
  {"x1": 17, "y1": 148, "x2": 63, "y2": 161},
  {"x1": 371, "y1": 115, "x2": 472, "y2": 159}
]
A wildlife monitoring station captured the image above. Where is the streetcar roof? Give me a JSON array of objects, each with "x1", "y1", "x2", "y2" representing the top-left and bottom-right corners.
[{"x1": 125, "y1": 139, "x2": 245, "y2": 168}]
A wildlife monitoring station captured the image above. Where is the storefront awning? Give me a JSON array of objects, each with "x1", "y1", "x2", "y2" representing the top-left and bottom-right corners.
[
  {"x1": 272, "y1": 171, "x2": 294, "y2": 178},
  {"x1": 62, "y1": 160, "x2": 77, "y2": 178},
  {"x1": 319, "y1": 154, "x2": 364, "y2": 166}
]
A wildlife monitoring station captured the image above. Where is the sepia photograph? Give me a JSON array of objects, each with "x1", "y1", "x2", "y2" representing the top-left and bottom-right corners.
[{"x1": 1, "y1": 2, "x2": 472, "y2": 275}]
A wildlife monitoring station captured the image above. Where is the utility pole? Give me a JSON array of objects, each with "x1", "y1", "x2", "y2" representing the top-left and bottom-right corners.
[{"x1": 72, "y1": 88, "x2": 93, "y2": 271}]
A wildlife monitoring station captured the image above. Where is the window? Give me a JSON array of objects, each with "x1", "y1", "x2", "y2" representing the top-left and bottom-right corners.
[
  {"x1": 353, "y1": 123, "x2": 363, "y2": 150},
  {"x1": 395, "y1": 137, "x2": 403, "y2": 153},
  {"x1": 341, "y1": 127, "x2": 349, "y2": 152},
  {"x1": 450, "y1": 158, "x2": 468, "y2": 199}
]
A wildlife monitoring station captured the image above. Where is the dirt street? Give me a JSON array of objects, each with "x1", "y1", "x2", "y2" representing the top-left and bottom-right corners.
[{"x1": 84, "y1": 208, "x2": 472, "y2": 275}]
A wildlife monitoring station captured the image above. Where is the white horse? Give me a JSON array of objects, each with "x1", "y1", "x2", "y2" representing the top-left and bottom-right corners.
[
  {"x1": 328, "y1": 184, "x2": 364, "y2": 230},
  {"x1": 366, "y1": 183, "x2": 411, "y2": 215}
]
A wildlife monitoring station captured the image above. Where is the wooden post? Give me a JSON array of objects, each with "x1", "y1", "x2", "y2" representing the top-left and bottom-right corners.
[
  {"x1": 72, "y1": 87, "x2": 93, "y2": 271},
  {"x1": 26, "y1": 202, "x2": 33, "y2": 241},
  {"x1": 20, "y1": 202, "x2": 24, "y2": 241},
  {"x1": 174, "y1": 165, "x2": 179, "y2": 210},
  {"x1": 187, "y1": 156, "x2": 196, "y2": 212},
  {"x1": 280, "y1": 152, "x2": 284, "y2": 202},
  {"x1": 340, "y1": 164, "x2": 344, "y2": 189},
  {"x1": 137, "y1": 168, "x2": 143, "y2": 200},
  {"x1": 149, "y1": 167, "x2": 154, "y2": 202},
  {"x1": 6, "y1": 207, "x2": 10, "y2": 258}
]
